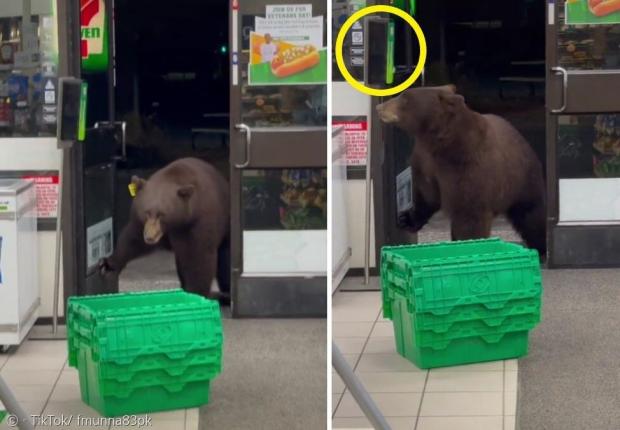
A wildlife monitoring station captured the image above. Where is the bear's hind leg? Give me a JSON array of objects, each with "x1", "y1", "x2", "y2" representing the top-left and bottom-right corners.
[
  {"x1": 216, "y1": 235, "x2": 231, "y2": 306},
  {"x1": 175, "y1": 250, "x2": 218, "y2": 300},
  {"x1": 450, "y1": 211, "x2": 493, "y2": 241},
  {"x1": 507, "y1": 201, "x2": 547, "y2": 258},
  {"x1": 175, "y1": 256, "x2": 186, "y2": 288}
]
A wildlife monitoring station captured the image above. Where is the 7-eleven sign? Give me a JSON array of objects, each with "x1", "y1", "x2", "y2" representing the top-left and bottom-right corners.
[{"x1": 81, "y1": 0, "x2": 109, "y2": 72}]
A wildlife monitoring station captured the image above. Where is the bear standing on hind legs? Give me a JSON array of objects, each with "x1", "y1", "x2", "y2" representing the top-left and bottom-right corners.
[
  {"x1": 376, "y1": 85, "x2": 547, "y2": 258},
  {"x1": 99, "y1": 157, "x2": 231, "y2": 303}
]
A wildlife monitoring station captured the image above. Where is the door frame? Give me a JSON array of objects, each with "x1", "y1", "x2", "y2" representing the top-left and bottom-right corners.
[
  {"x1": 229, "y1": 0, "x2": 328, "y2": 317},
  {"x1": 59, "y1": 0, "x2": 82, "y2": 309},
  {"x1": 372, "y1": 0, "x2": 421, "y2": 270},
  {"x1": 61, "y1": 0, "x2": 120, "y2": 308},
  {"x1": 546, "y1": 1, "x2": 620, "y2": 268}
]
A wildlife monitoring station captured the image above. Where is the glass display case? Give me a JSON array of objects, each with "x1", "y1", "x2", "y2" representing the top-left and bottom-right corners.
[{"x1": 0, "y1": 1, "x2": 58, "y2": 138}]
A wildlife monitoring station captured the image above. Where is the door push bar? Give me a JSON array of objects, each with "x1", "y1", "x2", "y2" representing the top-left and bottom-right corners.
[
  {"x1": 234, "y1": 123, "x2": 251, "y2": 169},
  {"x1": 550, "y1": 67, "x2": 568, "y2": 114}
]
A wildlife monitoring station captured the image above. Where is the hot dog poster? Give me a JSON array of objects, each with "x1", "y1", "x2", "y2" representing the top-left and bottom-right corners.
[
  {"x1": 249, "y1": 4, "x2": 327, "y2": 85},
  {"x1": 566, "y1": 0, "x2": 620, "y2": 25}
]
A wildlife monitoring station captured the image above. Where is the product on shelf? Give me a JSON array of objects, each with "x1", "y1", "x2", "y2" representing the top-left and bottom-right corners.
[
  {"x1": 593, "y1": 115, "x2": 620, "y2": 177},
  {"x1": 279, "y1": 169, "x2": 327, "y2": 229}
]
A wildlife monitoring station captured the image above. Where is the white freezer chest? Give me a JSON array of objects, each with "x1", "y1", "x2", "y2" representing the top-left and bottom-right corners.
[{"x1": 0, "y1": 179, "x2": 39, "y2": 347}]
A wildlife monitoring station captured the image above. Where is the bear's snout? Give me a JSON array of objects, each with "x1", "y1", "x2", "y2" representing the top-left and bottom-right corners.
[
  {"x1": 143, "y1": 217, "x2": 164, "y2": 245},
  {"x1": 376, "y1": 102, "x2": 400, "y2": 124}
]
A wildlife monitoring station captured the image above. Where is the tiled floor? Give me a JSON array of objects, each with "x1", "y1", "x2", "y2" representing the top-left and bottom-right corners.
[
  {"x1": 0, "y1": 340, "x2": 195, "y2": 430},
  {"x1": 333, "y1": 290, "x2": 517, "y2": 430}
]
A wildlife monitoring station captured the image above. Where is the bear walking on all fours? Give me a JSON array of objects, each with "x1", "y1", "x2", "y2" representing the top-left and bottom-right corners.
[
  {"x1": 99, "y1": 157, "x2": 231, "y2": 303},
  {"x1": 376, "y1": 85, "x2": 547, "y2": 258}
]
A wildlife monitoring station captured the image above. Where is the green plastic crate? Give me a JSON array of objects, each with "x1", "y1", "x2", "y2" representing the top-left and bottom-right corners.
[
  {"x1": 381, "y1": 238, "x2": 542, "y2": 369},
  {"x1": 66, "y1": 289, "x2": 223, "y2": 416},
  {"x1": 67, "y1": 289, "x2": 220, "y2": 366},
  {"x1": 411, "y1": 296, "x2": 541, "y2": 332},
  {"x1": 381, "y1": 238, "x2": 542, "y2": 318},
  {"x1": 70, "y1": 347, "x2": 221, "y2": 379},
  {"x1": 389, "y1": 294, "x2": 530, "y2": 368},
  {"x1": 77, "y1": 347, "x2": 212, "y2": 416}
]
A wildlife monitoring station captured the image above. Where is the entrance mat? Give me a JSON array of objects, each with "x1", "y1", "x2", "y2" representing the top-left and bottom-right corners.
[
  {"x1": 517, "y1": 269, "x2": 620, "y2": 429},
  {"x1": 199, "y1": 319, "x2": 326, "y2": 430}
]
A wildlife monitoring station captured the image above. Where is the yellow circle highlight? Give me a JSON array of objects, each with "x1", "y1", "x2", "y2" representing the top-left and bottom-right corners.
[{"x1": 335, "y1": 5, "x2": 427, "y2": 97}]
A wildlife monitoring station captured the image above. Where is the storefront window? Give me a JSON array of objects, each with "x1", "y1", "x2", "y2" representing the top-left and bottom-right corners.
[
  {"x1": 242, "y1": 168, "x2": 327, "y2": 231},
  {"x1": 241, "y1": 168, "x2": 327, "y2": 274},
  {"x1": 240, "y1": 80, "x2": 326, "y2": 127},
  {"x1": 0, "y1": 1, "x2": 58, "y2": 138},
  {"x1": 239, "y1": 3, "x2": 327, "y2": 127},
  {"x1": 558, "y1": 114, "x2": 620, "y2": 179},
  {"x1": 558, "y1": 4, "x2": 620, "y2": 70}
]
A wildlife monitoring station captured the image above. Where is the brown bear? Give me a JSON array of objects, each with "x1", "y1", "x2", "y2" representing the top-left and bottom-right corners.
[
  {"x1": 99, "y1": 157, "x2": 231, "y2": 302},
  {"x1": 376, "y1": 85, "x2": 546, "y2": 257}
]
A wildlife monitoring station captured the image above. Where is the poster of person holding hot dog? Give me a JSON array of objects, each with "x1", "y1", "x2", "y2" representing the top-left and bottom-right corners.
[
  {"x1": 260, "y1": 33, "x2": 278, "y2": 63},
  {"x1": 248, "y1": 4, "x2": 327, "y2": 86},
  {"x1": 566, "y1": 0, "x2": 620, "y2": 25}
]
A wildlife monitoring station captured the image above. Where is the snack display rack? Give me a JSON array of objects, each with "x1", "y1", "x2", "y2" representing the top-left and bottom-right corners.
[
  {"x1": 0, "y1": 14, "x2": 58, "y2": 138},
  {"x1": 557, "y1": 9, "x2": 620, "y2": 70},
  {"x1": 280, "y1": 169, "x2": 327, "y2": 230},
  {"x1": 242, "y1": 169, "x2": 327, "y2": 231},
  {"x1": 593, "y1": 114, "x2": 620, "y2": 177},
  {"x1": 241, "y1": 86, "x2": 326, "y2": 127}
]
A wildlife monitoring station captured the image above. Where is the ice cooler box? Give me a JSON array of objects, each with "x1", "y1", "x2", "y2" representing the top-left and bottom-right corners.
[
  {"x1": 381, "y1": 238, "x2": 542, "y2": 369},
  {"x1": 67, "y1": 289, "x2": 223, "y2": 417},
  {"x1": 0, "y1": 179, "x2": 39, "y2": 349}
]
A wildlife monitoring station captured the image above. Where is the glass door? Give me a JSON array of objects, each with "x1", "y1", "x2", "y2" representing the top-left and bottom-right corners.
[
  {"x1": 372, "y1": 0, "x2": 420, "y2": 256},
  {"x1": 230, "y1": 0, "x2": 327, "y2": 316},
  {"x1": 547, "y1": 1, "x2": 620, "y2": 266}
]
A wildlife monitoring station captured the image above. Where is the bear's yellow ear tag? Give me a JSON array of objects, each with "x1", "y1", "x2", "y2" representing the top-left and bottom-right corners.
[{"x1": 128, "y1": 183, "x2": 137, "y2": 198}]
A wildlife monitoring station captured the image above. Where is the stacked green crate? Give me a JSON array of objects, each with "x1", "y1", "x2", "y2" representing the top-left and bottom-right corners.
[
  {"x1": 66, "y1": 289, "x2": 223, "y2": 417},
  {"x1": 381, "y1": 238, "x2": 542, "y2": 369}
]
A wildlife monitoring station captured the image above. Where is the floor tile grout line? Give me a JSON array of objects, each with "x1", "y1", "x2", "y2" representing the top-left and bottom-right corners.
[
  {"x1": 0, "y1": 349, "x2": 12, "y2": 372},
  {"x1": 332, "y1": 303, "x2": 382, "y2": 420},
  {"x1": 332, "y1": 391, "x2": 346, "y2": 420},
  {"x1": 40, "y1": 358, "x2": 69, "y2": 418},
  {"x1": 412, "y1": 370, "x2": 430, "y2": 430}
]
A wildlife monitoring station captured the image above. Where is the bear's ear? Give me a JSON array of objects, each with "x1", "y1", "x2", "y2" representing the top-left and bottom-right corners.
[
  {"x1": 436, "y1": 84, "x2": 457, "y2": 94},
  {"x1": 438, "y1": 92, "x2": 464, "y2": 111},
  {"x1": 131, "y1": 176, "x2": 146, "y2": 192},
  {"x1": 177, "y1": 185, "x2": 195, "y2": 199}
]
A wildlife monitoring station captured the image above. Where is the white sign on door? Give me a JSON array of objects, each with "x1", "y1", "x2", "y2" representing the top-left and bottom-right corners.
[
  {"x1": 396, "y1": 167, "x2": 413, "y2": 213},
  {"x1": 86, "y1": 217, "x2": 114, "y2": 268}
]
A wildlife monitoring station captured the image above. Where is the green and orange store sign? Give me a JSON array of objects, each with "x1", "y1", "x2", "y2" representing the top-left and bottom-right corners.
[{"x1": 81, "y1": 0, "x2": 109, "y2": 72}]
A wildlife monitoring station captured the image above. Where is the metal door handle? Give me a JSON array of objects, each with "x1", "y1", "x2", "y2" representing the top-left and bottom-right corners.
[
  {"x1": 551, "y1": 67, "x2": 568, "y2": 114},
  {"x1": 234, "y1": 123, "x2": 251, "y2": 169}
]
